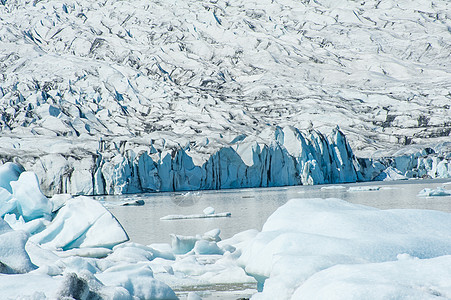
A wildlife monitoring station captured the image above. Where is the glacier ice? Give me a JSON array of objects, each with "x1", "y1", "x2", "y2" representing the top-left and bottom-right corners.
[
  {"x1": 2, "y1": 165, "x2": 451, "y2": 299},
  {"x1": 30, "y1": 196, "x2": 129, "y2": 250},
  {"x1": 0, "y1": 218, "x2": 36, "y2": 274},
  {"x1": 0, "y1": 162, "x2": 24, "y2": 193},
  {"x1": 10, "y1": 171, "x2": 52, "y2": 222},
  {"x1": 0, "y1": 166, "x2": 182, "y2": 299},
  {"x1": 0, "y1": 0, "x2": 450, "y2": 195},
  {"x1": 239, "y1": 197, "x2": 451, "y2": 299}
]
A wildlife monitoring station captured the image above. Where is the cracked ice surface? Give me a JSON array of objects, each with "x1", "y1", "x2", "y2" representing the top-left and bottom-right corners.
[{"x1": 1, "y1": 0, "x2": 451, "y2": 194}]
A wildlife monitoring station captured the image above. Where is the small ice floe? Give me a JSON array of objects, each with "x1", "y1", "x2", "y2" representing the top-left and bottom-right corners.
[
  {"x1": 120, "y1": 199, "x2": 145, "y2": 206},
  {"x1": 348, "y1": 186, "x2": 381, "y2": 192},
  {"x1": 203, "y1": 206, "x2": 215, "y2": 215},
  {"x1": 170, "y1": 229, "x2": 224, "y2": 255},
  {"x1": 321, "y1": 185, "x2": 346, "y2": 190},
  {"x1": 417, "y1": 187, "x2": 451, "y2": 197},
  {"x1": 160, "y1": 212, "x2": 231, "y2": 221}
]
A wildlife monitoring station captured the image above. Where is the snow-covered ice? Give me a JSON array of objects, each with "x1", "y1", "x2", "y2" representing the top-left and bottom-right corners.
[
  {"x1": 0, "y1": 0, "x2": 450, "y2": 195},
  {"x1": 30, "y1": 196, "x2": 129, "y2": 250},
  {"x1": 160, "y1": 212, "x2": 231, "y2": 221},
  {"x1": 239, "y1": 197, "x2": 451, "y2": 299},
  {"x1": 418, "y1": 187, "x2": 451, "y2": 197},
  {"x1": 0, "y1": 166, "x2": 258, "y2": 298}
]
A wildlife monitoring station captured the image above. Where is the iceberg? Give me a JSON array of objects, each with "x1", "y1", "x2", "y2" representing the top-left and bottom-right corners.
[
  {"x1": 30, "y1": 196, "x2": 129, "y2": 250},
  {"x1": 417, "y1": 187, "x2": 451, "y2": 197},
  {"x1": 239, "y1": 198, "x2": 451, "y2": 299},
  {"x1": 0, "y1": 162, "x2": 24, "y2": 193},
  {"x1": 0, "y1": 218, "x2": 36, "y2": 274},
  {"x1": 10, "y1": 171, "x2": 53, "y2": 222},
  {"x1": 291, "y1": 255, "x2": 451, "y2": 300}
]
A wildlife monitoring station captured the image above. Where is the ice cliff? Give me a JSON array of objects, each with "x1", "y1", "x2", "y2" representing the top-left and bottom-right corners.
[
  {"x1": 2, "y1": 125, "x2": 451, "y2": 195},
  {"x1": 2, "y1": 126, "x2": 361, "y2": 195}
]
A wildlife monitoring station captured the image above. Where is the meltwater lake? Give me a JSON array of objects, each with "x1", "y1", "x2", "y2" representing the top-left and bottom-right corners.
[{"x1": 102, "y1": 179, "x2": 451, "y2": 246}]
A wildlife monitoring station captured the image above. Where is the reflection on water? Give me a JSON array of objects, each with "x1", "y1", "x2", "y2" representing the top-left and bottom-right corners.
[
  {"x1": 173, "y1": 283, "x2": 257, "y2": 300},
  {"x1": 104, "y1": 179, "x2": 451, "y2": 245}
]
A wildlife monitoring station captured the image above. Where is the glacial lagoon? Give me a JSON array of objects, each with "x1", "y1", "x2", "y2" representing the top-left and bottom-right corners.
[
  {"x1": 101, "y1": 179, "x2": 451, "y2": 299},
  {"x1": 105, "y1": 178, "x2": 451, "y2": 246}
]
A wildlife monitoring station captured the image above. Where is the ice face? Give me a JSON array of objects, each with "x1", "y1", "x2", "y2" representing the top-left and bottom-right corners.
[
  {"x1": 0, "y1": 218, "x2": 36, "y2": 274},
  {"x1": 10, "y1": 172, "x2": 52, "y2": 222},
  {"x1": 0, "y1": 163, "x2": 24, "y2": 193}
]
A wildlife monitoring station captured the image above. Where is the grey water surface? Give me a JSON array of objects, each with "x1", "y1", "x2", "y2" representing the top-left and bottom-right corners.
[{"x1": 103, "y1": 179, "x2": 451, "y2": 246}]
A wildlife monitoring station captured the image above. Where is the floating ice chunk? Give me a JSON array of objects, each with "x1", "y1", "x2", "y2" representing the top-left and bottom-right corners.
[
  {"x1": 0, "y1": 218, "x2": 36, "y2": 274},
  {"x1": 418, "y1": 187, "x2": 451, "y2": 197},
  {"x1": 193, "y1": 240, "x2": 224, "y2": 255},
  {"x1": 347, "y1": 186, "x2": 381, "y2": 192},
  {"x1": 240, "y1": 198, "x2": 451, "y2": 299},
  {"x1": 113, "y1": 242, "x2": 175, "y2": 261},
  {"x1": 202, "y1": 228, "x2": 221, "y2": 242},
  {"x1": 120, "y1": 199, "x2": 145, "y2": 206},
  {"x1": 160, "y1": 212, "x2": 231, "y2": 220},
  {"x1": 203, "y1": 206, "x2": 215, "y2": 215},
  {"x1": 321, "y1": 185, "x2": 347, "y2": 190},
  {"x1": 291, "y1": 255, "x2": 451, "y2": 300},
  {"x1": 171, "y1": 234, "x2": 199, "y2": 255},
  {"x1": 187, "y1": 292, "x2": 202, "y2": 300},
  {"x1": 107, "y1": 244, "x2": 155, "y2": 263},
  {"x1": 0, "y1": 162, "x2": 24, "y2": 193},
  {"x1": 97, "y1": 263, "x2": 177, "y2": 300},
  {"x1": 30, "y1": 196, "x2": 128, "y2": 250},
  {"x1": 10, "y1": 172, "x2": 52, "y2": 222}
]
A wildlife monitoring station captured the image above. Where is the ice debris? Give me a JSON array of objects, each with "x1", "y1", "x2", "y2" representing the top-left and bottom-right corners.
[
  {"x1": 161, "y1": 212, "x2": 231, "y2": 221},
  {"x1": 417, "y1": 187, "x2": 451, "y2": 197},
  {"x1": 30, "y1": 196, "x2": 129, "y2": 250},
  {"x1": 0, "y1": 164, "x2": 259, "y2": 298}
]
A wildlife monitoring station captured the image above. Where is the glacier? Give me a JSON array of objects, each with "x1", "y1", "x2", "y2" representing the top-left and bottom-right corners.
[
  {"x1": 3, "y1": 125, "x2": 451, "y2": 195},
  {"x1": 1, "y1": 0, "x2": 450, "y2": 195}
]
